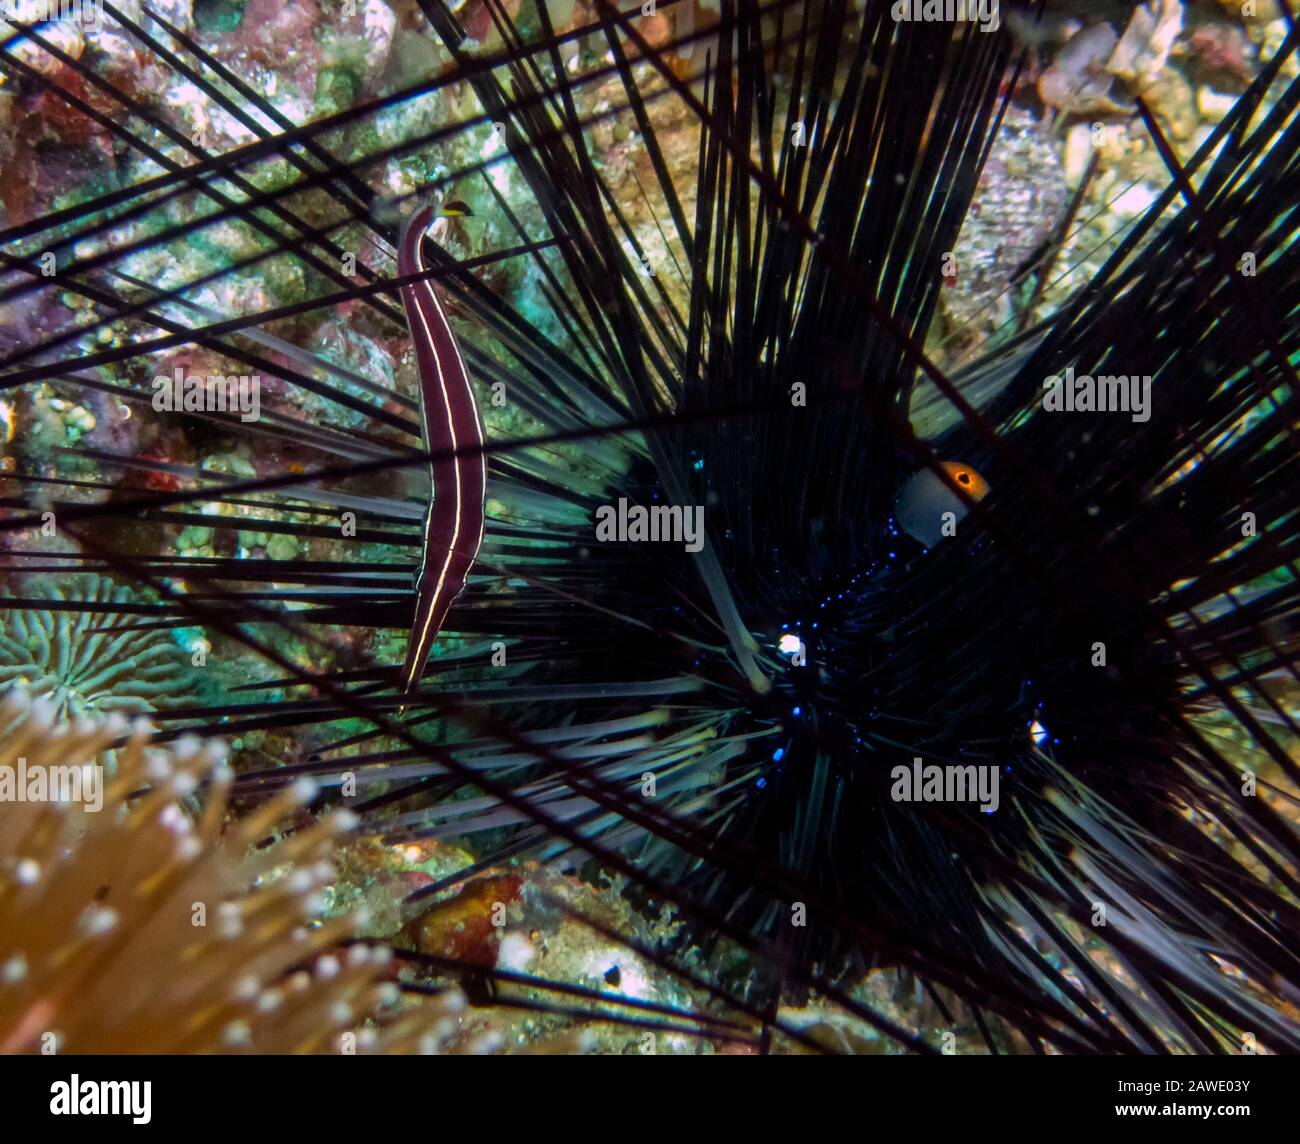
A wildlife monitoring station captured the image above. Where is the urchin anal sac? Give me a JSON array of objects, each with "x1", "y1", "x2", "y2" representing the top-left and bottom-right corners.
[{"x1": 894, "y1": 462, "x2": 989, "y2": 547}]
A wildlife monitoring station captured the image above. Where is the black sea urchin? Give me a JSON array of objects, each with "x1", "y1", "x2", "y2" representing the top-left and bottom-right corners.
[{"x1": 0, "y1": 0, "x2": 1297, "y2": 1062}]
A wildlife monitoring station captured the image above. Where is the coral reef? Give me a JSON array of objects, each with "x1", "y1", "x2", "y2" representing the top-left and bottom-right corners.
[
  {"x1": 0, "y1": 572, "x2": 198, "y2": 718},
  {"x1": 0, "y1": 0, "x2": 1296, "y2": 1066}
]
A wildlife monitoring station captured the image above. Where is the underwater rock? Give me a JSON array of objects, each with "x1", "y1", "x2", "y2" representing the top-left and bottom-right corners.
[
  {"x1": 1109, "y1": 0, "x2": 1183, "y2": 87},
  {"x1": 401, "y1": 872, "x2": 525, "y2": 968},
  {"x1": 233, "y1": 0, "x2": 321, "y2": 96},
  {"x1": 81, "y1": 384, "x2": 139, "y2": 457},
  {"x1": 1139, "y1": 68, "x2": 1198, "y2": 141},
  {"x1": 323, "y1": 0, "x2": 397, "y2": 89},
  {"x1": 1216, "y1": 0, "x2": 1280, "y2": 21},
  {"x1": 1187, "y1": 22, "x2": 1256, "y2": 89},
  {"x1": 938, "y1": 106, "x2": 1068, "y2": 359},
  {"x1": 1197, "y1": 86, "x2": 1237, "y2": 123},
  {"x1": 0, "y1": 6, "x2": 85, "y2": 81}
]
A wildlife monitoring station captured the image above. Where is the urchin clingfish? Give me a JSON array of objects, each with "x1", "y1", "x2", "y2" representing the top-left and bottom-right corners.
[
  {"x1": 397, "y1": 202, "x2": 486, "y2": 692},
  {"x1": 894, "y1": 461, "x2": 989, "y2": 547}
]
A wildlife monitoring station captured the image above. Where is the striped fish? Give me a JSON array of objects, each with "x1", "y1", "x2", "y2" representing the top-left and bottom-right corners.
[{"x1": 396, "y1": 204, "x2": 487, "y2": 692}]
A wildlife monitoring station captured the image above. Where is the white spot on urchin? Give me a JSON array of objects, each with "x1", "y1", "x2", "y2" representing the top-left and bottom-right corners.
[
  {"x1": 222, "y1": 1020, "x2": 252, "y2": 1047},
  {"x1": 286, "y1": 971, "x2": 311, "y2": 994},
  {"x1": 778, "y1": 633, "x2": 804, "y2": 657},
  {"x1": 145, "y1": 752, "x2": 173, "y2": 782},
  {"x1": 289, "y1": 777, "x2": 319, "y2": 806},
  {"x1": 14, "y1": 857, "x2": 40, "y2": 886},
  {"x1": 218, "y1": 902, "x2": 243, "y2": 939},
  {"x1": 79, "y1": 905, "x2": 118, "y2": 936},
  {"x1": 331, "y1": 808, "x2": 360, "y2": 833},
  {"x1": 2, "y1": 953, "x2": 28, "y2": 983},
  {"x1": 256, "y1": 989, "x2": 283, "y2": 1014}
]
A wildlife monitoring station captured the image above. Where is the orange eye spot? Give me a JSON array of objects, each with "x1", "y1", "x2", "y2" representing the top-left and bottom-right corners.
[{"x1": 940, "y1": 461, "x2": 989, "y2": 501}]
